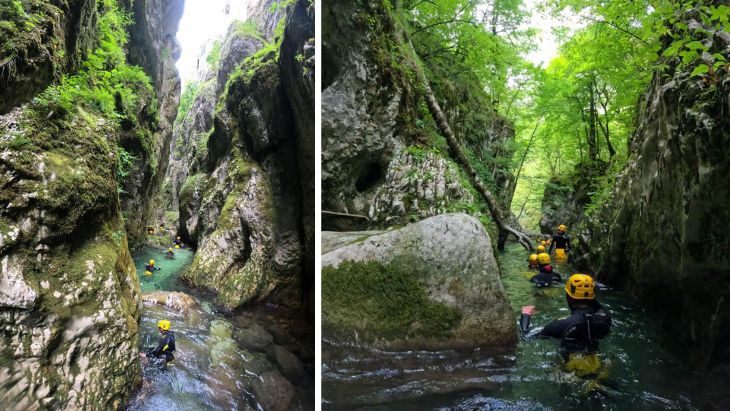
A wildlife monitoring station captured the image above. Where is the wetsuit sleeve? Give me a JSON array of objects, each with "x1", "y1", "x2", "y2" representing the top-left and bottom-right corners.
[
  {"x1": 538, "y1": 318, "x2": 569, "y2": 339},
  {"x1": 150, "y1": 334, "x2": 172, "y2": 357},
  {"x1": 548, "y1": 236, "x2": 556, "y2": 254}
]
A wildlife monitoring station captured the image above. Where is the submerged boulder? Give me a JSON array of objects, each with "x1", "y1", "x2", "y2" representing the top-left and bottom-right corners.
[
  {"x1": 141, "y1": 291, "x2": 199, "y2": 314},
  {"x1": 322, "y1": 213, "x2": 517, "y2": 350}
]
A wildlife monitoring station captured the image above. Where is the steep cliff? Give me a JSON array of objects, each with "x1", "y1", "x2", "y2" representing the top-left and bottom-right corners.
[
  {"x1": 175, "y1": 0, "x2": 314, "y2": 311},
  {"x1": 0, "y1": 0, "x2": 181, "y2": 408},
  {"x1": 538, "y1": 161, "x2": 607, "y2": 235},
  {"x1": 322, "y1": 0, "x2": 515, "y2": 232},
  {"x1": 572, "y1": 7, "x2": 730, "y2": 374},
  {"x1": 120, "y1": 0, "x2": 183, "y2": 249}
]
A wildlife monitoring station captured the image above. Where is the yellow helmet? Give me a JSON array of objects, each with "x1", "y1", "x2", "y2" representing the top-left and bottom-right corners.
[
  {"x1": 158, "y1": 320, "x2": 171, "y2": 331},
  {"x1": 540, "y1": 240, "x2": 547, "y2": 246},
  {"x1": 536, "y1": 245, "x2": 545, "y2": 253},
  {"x1": 168, "y1": 248, "x2": 173, "y2": 252},
  {"x1": 529, "y1": 254, "x2": 538, "y2": 263},
  {"x1": 558, "y1": 224, "x2": 567, "y2": 232},
  {"x1": 537, "y1": 253, "x2": 551, "y2": 265},
  {"x1": 565, "y1": 274, "x2": 595, "y2": 299},
  {"x1": 149, "y1": 259, "x2": 155, "y2": 265}
]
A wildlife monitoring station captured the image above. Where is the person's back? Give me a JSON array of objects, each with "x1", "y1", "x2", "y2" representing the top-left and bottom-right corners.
[
  {"x1": 539, "y1": 300, "x2": 611, "y2": 355},
  {"x1": 520, "y1": 274, "x2": 612, "y2": 359},
  {"x1": 549, "y1": 224, "x2": 571, "y2": 256},
  {"x1": 530, "y1": 264, "x2": 562, "y2": 285}
]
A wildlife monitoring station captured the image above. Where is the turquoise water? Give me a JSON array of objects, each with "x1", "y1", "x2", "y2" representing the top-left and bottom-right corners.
[
  {"x1": 133, "y1": 246, "x2": 195, "y2": 292},
  {"x1": 322, "y1": 243, "x2": 715, "y2": 410},
  {"x1": 127, "y1": 246, "x2": 313, "y2": 410}
]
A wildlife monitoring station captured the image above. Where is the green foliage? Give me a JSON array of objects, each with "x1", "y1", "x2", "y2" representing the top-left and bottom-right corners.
[
  {"x1": 322, "y1": 260, "x2": 462, "y2": 340},
  {"x1": 31, "y1": 0, "x2": 155, "y2": 128},
  {"x1": 659, "y1": 3, "x2": 730, "y2": 79},
  {"x1": 176, "y1": 81, "x2": 201, "y2": 123},
  {"x1": 231, "y1": 19, "x2": 265, "y2": 42},
  {"x1": 116, "y1": 147, "x2": 135, "y2": 194},
  {"x1": 206, "y1": 40, "x2": 222, "y2": 68},
  {"x1": 8, "y1": 135, "x2": 31, "y2": 149},
  {"x1": 269, "y1": 0, "x2": 296, "y2": 13}
]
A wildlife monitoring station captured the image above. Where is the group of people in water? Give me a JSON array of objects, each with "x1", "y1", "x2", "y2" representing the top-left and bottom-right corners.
[
  {"x1": 520, "y1": 224, "x2": 612, "y2": 376},
  {"x1": 140, "y1": 227, "x2": 186, "y2": 368}
]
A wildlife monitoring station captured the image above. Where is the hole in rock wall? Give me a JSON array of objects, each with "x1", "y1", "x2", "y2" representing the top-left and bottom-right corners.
[{"x1": 355, "y1": 162, "x2": 383, "y2": 193}]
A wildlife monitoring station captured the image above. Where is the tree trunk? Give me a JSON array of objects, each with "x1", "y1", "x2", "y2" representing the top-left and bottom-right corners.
[
  {"x1": 588, "y1": 81, "x2": 599, "y2": 161},
  {"x1": 408, "y1": 45, "x2": 534, "y2": 251}
]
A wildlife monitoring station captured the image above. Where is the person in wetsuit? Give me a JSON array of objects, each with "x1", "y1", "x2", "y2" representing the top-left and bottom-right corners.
[
  {"x1": 548, "y1": 224, "x2": 571, "y2": 258},
  {"x1": 165, "y1": 247, "x2": 175, "y2": 259},
  {"x1": 519, "y1": 274, "x2": 612, "y2": 360},
  {"x1": 146, "y1": 320, "x2": 176, "y2": 368},
  {"x1": 530, "y1": 253, "x2": 562, "y2": 286},
  {"x1": 173, "y1": 236, "x2": 183, "y2": 249},
  {"x1": 144, "y1": 259, "x2": 161, "y2": 277}
]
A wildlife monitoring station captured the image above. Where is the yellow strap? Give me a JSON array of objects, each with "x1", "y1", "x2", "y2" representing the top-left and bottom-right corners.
[{"x1": 162, "y1": 344, "x2": 168, "y2": 351}]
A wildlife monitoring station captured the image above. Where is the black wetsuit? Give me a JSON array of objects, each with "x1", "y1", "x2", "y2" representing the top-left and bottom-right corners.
[
  {"x1": 530, "y1": 266, "x2": 562, "y2": 286},
  {"x1": 144, "y1": 263, "x2": 160, "y2": 272},
  {"x1": 521, "y1": 301, "x2": 611, "y2": 359},
  {"x1": 148, "y1": 331, "x2": 176, "y2": 362},
  {"x1": 549, "y1": 233, "x2": 571, "y2": 253}
]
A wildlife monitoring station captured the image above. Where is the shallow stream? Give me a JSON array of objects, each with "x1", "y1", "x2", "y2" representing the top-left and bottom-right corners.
[
  {"x1": 322, "y1": 243, "x2": 712, "y2": 410},
  {"x1": 126, "y1": 245, "x2": 314, "y2": 410}
]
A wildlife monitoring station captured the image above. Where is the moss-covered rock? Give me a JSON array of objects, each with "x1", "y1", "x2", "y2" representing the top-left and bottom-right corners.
[
  {"x1": 176, "y1": 2, "x2": 314, "y2": 311},
  {"x1": 0, "y1": 0, "x2": 98, "y2": 114},
  {"x1": 322, "y1": 213, "x2": 517, "y2": 350}
]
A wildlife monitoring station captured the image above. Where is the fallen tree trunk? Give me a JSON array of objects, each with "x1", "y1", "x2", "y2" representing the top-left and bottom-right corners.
[{"x1": 407, "y1": 42, "x2": 533, "y2": 251}]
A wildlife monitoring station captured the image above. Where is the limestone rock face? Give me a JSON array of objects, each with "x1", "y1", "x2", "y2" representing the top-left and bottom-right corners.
[
  {"x1": 322, "y1": 213, "x2": 517, "y2": 350},
  {"x1": 168, "y1": 25, "x2": 264, "y2": 226},
  {"x1": 368, "y1": 149, "x2": 474, "y2": 226},
  {"x1": 538, "y1": 162, "x2": 607, "y2": 235},
  {"x1": 0, "y1": 110, "x2": 143, "y2": 408},
  {"x1": 176, "y1": 1, "x2": 314, "y2": 311},
  {"x1": 572, "y1": 13, "x2": 730, "y2": 369},
  {"x1": 322, "y1": 0, "x2": 514, "y2": 231}
]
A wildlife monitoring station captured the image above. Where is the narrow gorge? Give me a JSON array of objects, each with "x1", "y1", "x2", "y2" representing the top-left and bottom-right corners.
[
  {"x1": 322, "y1": 0, "x2": 730, "y2": 409},
  {"x1": 0, "y1": 0, "x2": 313, "y2": 409}
]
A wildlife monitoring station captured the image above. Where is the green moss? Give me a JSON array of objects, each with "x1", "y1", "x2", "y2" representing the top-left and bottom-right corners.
[
  {"x1": 322, "y1": 260, "x2": 462, "y2": 341},
  {"x1": 230, "y1": 20, "x2": 265, "y2": 42},
  {"x1": 206, "y1": 40, "x2": 222, "y2": 69},
  {"x1": 179, "y1": 173, "x2": 205, "y2": 208}
]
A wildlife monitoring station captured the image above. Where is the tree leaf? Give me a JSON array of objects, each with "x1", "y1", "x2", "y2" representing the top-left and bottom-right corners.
[{"x1": 691, "y1": 64, "x2": 709, "y2": 77}]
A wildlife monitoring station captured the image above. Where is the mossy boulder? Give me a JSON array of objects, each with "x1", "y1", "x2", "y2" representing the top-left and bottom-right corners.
[{"x1": 322, "y1": 213, "x2": 517, "y2": 350}]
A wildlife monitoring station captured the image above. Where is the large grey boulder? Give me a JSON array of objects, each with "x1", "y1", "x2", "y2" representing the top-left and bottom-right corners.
[{"x1": 323, "y1": 213, "x2": 517, "y2": 350}]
